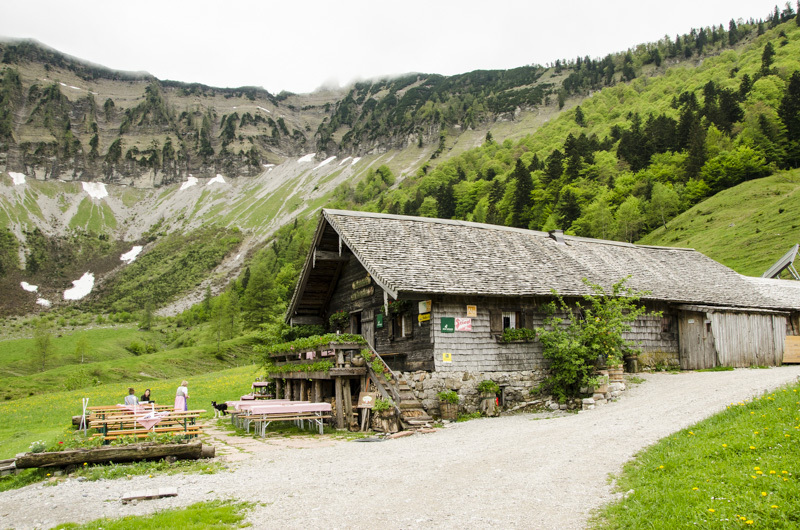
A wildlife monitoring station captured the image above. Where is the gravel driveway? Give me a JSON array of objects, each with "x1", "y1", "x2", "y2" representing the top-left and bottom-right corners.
[{"x1": 3, "y1": 367, "x2": 800, "y2": 530}]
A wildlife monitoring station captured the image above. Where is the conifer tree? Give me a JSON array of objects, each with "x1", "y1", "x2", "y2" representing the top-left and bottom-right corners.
[
  {"x1": 510, "y1": 159, "x2": 533, "y2": 228},
  {"x1": 779, "y1": 71, "x2": 800, "y2": 167},
  {"x1": 761, "y1": 42, "x2": 775, "y2": 77}
]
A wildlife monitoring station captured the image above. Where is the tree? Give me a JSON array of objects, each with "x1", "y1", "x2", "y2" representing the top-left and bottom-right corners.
[
  {"x1": 75, "y1": 334, "x2": 90, "y2": 364},
  {"x1": 761, "y1": 42, "x2": 775, "y2": 77},
  {"x1": 778, "y1": 71, "x2": 800, "y2": 167},
  {"x1": 32, "y1": 318, "x2": 53, "y2": 372},
  {"x1": 574, "y1": 105, "x2": 586, "y2": 127},
  {"x1": 418, "y1": 196, "x2": 439, "y2": 218},
  {"x1": 616, "y1": 196, "x2": 645, "y2": 242},
  {"x1": 139, "y1": 300, "x2": 154, "y2": 330},
  {"x1": 648, "y1": 182, "x2": 680, "y2": 229},
  {"x1": 510, "y1": 159, "x2": 533, "y2": 228}
]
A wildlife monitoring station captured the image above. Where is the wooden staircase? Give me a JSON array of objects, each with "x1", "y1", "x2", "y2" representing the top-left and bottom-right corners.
[{"x1": 364, "y1": 345, "x2": 433, "y2": 429}]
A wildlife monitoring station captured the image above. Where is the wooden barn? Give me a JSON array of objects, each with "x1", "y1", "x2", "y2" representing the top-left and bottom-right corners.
[{"x1": 284, "y1": 210, "x2": 799, "y2": 411}]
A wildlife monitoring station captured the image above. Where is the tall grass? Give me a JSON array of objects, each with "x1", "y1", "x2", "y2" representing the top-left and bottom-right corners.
[{"x1": 594, "y1": 383, "x2": 800, "y2": 528}]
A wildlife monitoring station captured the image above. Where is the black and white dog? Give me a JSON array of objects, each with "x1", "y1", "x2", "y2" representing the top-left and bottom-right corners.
[{"x1": 211, "y1": 401, "x2": 228, "y2": 418}]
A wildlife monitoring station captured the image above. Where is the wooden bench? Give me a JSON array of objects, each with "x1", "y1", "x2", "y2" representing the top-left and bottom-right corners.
[
  {"x1": 241, "y1": 403, "x2": 333, "y2": 436},
  {"x1": 91, "y1": 425, "x2": 204, "y2": 441}
]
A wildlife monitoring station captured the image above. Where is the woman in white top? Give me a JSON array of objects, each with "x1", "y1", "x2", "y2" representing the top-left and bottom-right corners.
[
  {"x1": 174, "y1": 380, "x2": 189, "y2": 411},
  {"x1": 124, "y1": 387, "x2": 138, "y2": 406}
]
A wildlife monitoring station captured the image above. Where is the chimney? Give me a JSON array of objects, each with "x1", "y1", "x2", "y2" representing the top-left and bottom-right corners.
[{"x1": 549, "y1": 229, "x2": 565, "y2": 245}]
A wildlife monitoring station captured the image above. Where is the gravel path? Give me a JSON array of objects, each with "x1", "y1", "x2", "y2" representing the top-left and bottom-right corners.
[{"x1": 3, "y1": 367, "x2": 800, "y2": 529}]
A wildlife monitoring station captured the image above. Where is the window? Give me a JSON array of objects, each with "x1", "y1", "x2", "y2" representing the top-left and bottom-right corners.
[
  {"x1": 391, "y1": 313, "x2": 413, "y2": 339},
  {"x1": 502, "y1": 311, "x2": 521, "y2": 330}
]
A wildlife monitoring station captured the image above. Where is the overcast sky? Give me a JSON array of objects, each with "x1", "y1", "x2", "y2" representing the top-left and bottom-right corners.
[{"x1": 0, "y1": 0, "x2": 785, "y2": 94}]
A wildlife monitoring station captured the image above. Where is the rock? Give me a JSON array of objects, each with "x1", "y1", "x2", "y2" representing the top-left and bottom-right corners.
[
  {"x1": 592, "y1": 393, "x2": 605, "y2": 401},
  {"x1": 594, "y1": 398, "x2": 608, "y2": 406},
  {"x1": 77, "y1": 477, "x2": 87, "y2": 482},
  {"x1": 416, "y1": 428, "x2": 438, "y2": 434},
  {"x1": 582, "y1": 398, "x2": 595, "y2": 406},
  {"x1": 610, "y1": 391, "x2": 622, "y2": 398},
  {"x1": 548, "y1": 402, "x2": 560, "y2": 410},
  {"x1": 559, "y1": 404, "x2": 567, "y2": 410},
  {"x1": 388, "y1": 431, "x2": 414, "y2": 439}
]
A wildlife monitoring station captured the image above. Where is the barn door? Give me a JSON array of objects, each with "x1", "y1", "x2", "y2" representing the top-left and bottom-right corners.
[
  {"x1": 678, "y1": 311, "x2": 717, "y2": 369},
  {"x1": 361, "y1": 308, "x2": 375, "y2": 348}
]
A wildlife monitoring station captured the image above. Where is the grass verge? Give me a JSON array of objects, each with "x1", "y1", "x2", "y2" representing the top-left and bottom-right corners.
[
  {"x1": 53, "y1": 500, "x2": 254, "y2": 529},
  {"x1": 592, "y1": 382, "x2": 800, "y2": 528}
]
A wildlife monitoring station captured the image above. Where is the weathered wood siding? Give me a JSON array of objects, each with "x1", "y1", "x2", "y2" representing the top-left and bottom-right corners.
[
  {"x1": 327, "y1": 257, "x2": 434, "y2": 372},
  {"x1": 432, "y1": 298, "x2": 546, "y2": 372},
  {"x1": 678, "y1": 311, "x2": 717, "y2": 369},
  {"x1": 710, "y1": 312, "x2": 785, "y2": 367}
]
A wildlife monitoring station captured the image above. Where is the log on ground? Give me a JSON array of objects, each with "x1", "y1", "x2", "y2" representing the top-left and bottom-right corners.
[{"x1": 14, "y1": 441, "x2": 208, "y2": 469}]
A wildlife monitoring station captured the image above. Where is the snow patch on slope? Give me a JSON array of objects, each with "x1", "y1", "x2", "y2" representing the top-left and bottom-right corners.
[
  {"x1": 207, "y1": 174, "x2": 226, "y2": 185},
  {"x1": 180, "y1": 176, "x2": 198, "y2": 190},
  {"x1": 9, "y1": 172, "x2": 26, "y2": 185},
  {"x1": 314, "y1": 156, "x2": 336, "y2": 169},
  {"x1": 82, "y1": 181, "x2": 108, "y2": 199},
  {"x1": 120, "y1": 246, "x2": 143, "y2": 264},
  {"x1": 298, "y1": 153, "x2": 316, "y2": 163},
  {"x1": 21, "y1": 282, "x2": 38, "y2": 292},
  {"x1": 63, "y1": 272, "x2": 95, "y2": 300}
]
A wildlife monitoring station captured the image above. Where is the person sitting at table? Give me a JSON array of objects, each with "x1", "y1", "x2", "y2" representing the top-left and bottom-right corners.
[
  {"x1": 174, "y1": 380, "x2": 189, "y2": 411},
  {"x1": 124, "y1": 387, "x2": 138, "y2": 405},
  {"x1": 140, "y1": 388, "x2": 153, "y2": 403}
]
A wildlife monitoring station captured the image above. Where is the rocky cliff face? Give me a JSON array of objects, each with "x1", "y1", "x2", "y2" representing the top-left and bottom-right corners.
[{"x1": 0, "y1": 40, "x2": 345, "y2": 186}]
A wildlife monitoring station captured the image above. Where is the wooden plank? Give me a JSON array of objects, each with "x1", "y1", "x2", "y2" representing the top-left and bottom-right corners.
[
  {"x1": 334, "y1": 377, "x2": 344, "y2": 429},
  {"x1": 15, "y1": 442, "x2": 203, "y2": 469},
  {"x1": 784, "y1": 336, "x2": 800, "y2": 363},
  {"x1": 122, "y1": 488, "x2": 178, "y2": 501}
]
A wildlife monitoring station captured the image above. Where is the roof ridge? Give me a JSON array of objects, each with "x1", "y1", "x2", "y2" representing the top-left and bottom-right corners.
[{"x1": 321, "y1": 209, "x2": 695, "y2": 252}]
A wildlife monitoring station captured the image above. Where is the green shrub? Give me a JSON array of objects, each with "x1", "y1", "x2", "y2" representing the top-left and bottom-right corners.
[
  {"x1": 477, "y1": 380, "x2": 500, "y2": 394},
  {"x1": 373, "y1": 398, "x2": 393, "y2": 412},
  {"x1": 501, "y1": 327, "x2": 536, "y2": 342},
  {"x1": 437, "y1": 390, "x2": 459, "y2": 404}
]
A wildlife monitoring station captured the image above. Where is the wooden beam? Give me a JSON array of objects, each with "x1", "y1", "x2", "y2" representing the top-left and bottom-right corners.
[
  {"x1": 334, "y1": 377, "x2": 344, "y2": 429},
  {"x1": 314, "y1": 249, "x2": 350, "y2": 263},
  {"x1": 290, "y1": 316, "x2": 325, "y2": 326}
]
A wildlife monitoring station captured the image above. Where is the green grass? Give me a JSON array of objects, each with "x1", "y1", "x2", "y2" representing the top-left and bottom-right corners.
[
  {"x1": 54, "y1": 500, "x2": 254, "y2": 529},
  {"x1": 593, "y1": 383, "x2": 800, "y2": 528},
  {"x1": 0, "y1": 363, "x2": 262, "y2": 458},
  {"x1": 639, "y1": 170, "x2": 800, "y2": 276}
]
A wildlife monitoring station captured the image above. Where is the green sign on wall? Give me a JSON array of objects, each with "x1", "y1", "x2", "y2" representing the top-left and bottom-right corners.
[
  {"x1": 441, "y1": 317, "x2": 455, "y2": 333},
  {"x1": 376, "y1": 313, "x2": 384, "y2": 329}
]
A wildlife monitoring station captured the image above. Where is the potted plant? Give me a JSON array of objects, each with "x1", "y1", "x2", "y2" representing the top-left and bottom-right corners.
[
  {"x1": 476, "y1": 380, "x2": 500, "y2": 416},
  {"x1": 478, "y1": 379, "x2": 500, "y2": 416},
  {"x1": 372, "y1": 398, "x2": 399, "y2": 432},
  {"x1": 437, "y1": 390, "x2": 459, "y2": 421}
]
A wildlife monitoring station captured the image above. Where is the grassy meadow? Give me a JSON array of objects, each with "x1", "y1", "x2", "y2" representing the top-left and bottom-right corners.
[
  {"x1": 0, "y1": 363, "x2": 261, "y2": 458},
  {"x1": 640, "y1": 170, "x2": 800, "y2": 276},
  {"x1": 594, "y1": 382, "x2": 800, "y2": 528}
]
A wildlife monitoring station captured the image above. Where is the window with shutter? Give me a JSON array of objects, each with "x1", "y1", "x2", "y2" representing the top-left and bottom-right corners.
[{"x1": 490, "y1": 310, "x2": 503, "y2": 333}]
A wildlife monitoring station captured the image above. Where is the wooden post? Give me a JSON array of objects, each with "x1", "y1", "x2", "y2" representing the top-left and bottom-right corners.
[
  {"x1": 313, "y1": 380, "x2": 322, "y2": 403},
  {"x1": 285, "y1": 380, "x2": 293, "y2": 400},
  {"x1": 343, "y1": 379, "x2": 353, "y2": 429},
  {"x1": 300, "y1": 380, "x2": 307, "y2": 402},
  {"x1": 334, "y1": 377, "x2": 344, "y2": 429},
  {"x1": 275, "y1": 379, "x2": 282, "y2": 400}
]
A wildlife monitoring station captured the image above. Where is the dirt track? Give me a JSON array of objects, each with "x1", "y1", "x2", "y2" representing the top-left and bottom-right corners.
[{"x1": 2, "y1": 367, "x2": 800, "y2": 529}]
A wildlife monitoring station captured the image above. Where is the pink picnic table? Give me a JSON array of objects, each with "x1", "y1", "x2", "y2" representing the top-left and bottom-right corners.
[{"x1": 243, "y1": 402, "x2": 332, "y2": 436}]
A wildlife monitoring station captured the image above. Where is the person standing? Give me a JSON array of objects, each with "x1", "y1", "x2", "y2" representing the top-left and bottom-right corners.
[
  {"x1": 124, "y1": 387, "x2": 138, "y2": 406},
  {"x1": 174, "y1": 380, "x2": 189, "y2": 411}
]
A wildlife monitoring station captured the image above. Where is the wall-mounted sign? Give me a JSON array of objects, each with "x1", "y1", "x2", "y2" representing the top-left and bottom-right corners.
[
  {"x1": 441, "y1": 317, "x2": 455, "y2": 333},
  {"x1": 455, "y1": 318, "x2": 472, "y2": 331},
  {"x1": 350, "y1": 286, "x2": 374, "y2": 301},
  {"x1": 376, "y1": 313, "x2": 384, "y2": 328},
  {"x1": 466, "y1": 305, "x2": 477, "y2": 317},
  {"x1": 418, "y1": 313, "x2": 431, "y2": 323},
  {"x1": 352, "y1": 275, "x2": 372, "y2": 290},
  {"x1": 442, "y1": 352, "x2": 452, "y2": 363},
  {"x1": 419, "y1": 300, "x2": 432, "y2": 314}
]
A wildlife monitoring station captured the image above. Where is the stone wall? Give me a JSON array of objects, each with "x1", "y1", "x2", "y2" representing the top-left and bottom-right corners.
[{"x1": 401, "y1": 369, "x2": 546, "y2": 415}]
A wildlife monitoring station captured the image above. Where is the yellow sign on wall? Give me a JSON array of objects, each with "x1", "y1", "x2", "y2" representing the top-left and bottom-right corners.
[
  {"x1": 442, "y1": 352, "x2": 452, "y2": 363},
  {"x1": 418, "y1": 313, "x2": 431, "y2": 323},
  {"x1": 466, "y1": 305, "x2": 477, "y2": 317}
]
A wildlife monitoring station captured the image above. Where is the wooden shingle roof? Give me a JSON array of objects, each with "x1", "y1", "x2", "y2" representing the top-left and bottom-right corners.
[{"x1": 287, "y1": 209, "x2": 796, "y2": 320}]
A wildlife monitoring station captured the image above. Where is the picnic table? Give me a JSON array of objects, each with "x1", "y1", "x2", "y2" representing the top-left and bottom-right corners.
[
  {"x1": 237, "y1": 401, "x2": 332, "y2": 436},
  {"x1": 86, "y1": 405, "x2": 206, "y2": 442}
]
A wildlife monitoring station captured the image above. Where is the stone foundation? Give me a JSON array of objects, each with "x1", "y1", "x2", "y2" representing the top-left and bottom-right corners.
[{"x1": 401, "y1": 370, "x2": 546, "y2": 416}]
